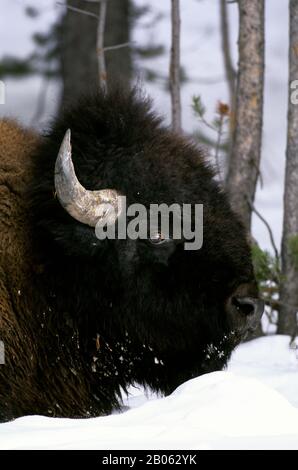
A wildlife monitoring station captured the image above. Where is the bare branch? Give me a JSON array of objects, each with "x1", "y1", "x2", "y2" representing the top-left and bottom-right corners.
[
  {"x1": 214, "y1": 115, "x2": 225, "y2": 182},
  {"x1": 97, "y1": 0, "x2": 107, "y2": 92},
  {"x1": 104, "y1": 41, "x2": 134, "y2": 52},
  {"x1": 169, "y1": 0, "x2": 182, "y2": 132},
  {"x1": 220, "y1": 0, "x2": 236, "y2": 105},
  {"x1": 56, "y1": 2, "x2": 99, "y2": 18},
  {"x1": 246, "y1": 197, "x2": 280, "y2": 263}
]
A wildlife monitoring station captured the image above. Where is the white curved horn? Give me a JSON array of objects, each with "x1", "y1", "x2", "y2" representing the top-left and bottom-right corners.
[{"x1": 54, "y1": 129, "x2": 122, "y2": 227}]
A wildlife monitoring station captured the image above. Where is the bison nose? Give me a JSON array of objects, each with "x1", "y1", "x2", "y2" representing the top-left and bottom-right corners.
[{"x1": 232, "y1": 296, "x2": 264, "y2": 321}]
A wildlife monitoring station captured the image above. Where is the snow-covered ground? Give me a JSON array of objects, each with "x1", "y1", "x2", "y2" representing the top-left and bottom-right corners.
[{"x1": 0, "y1": 335, "x2": 298, "y2": 450}]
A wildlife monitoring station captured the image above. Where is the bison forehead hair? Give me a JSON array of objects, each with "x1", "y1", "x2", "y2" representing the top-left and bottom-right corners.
[{"x1": 0, "y1": 87, "x2": 262, "y2": 421}]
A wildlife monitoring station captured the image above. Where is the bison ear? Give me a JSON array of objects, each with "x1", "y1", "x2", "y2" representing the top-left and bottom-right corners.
[{"x1": 54, "y1": 129, "x2": 123, "y2": 227}]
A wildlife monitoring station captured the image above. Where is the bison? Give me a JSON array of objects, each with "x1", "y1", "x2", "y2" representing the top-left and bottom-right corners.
[{"x1": 0, "y1": 87, "x2": 263, "y2": 421}]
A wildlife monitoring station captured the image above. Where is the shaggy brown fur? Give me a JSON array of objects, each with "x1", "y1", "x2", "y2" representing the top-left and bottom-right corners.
[
  {"x1": 0, "y1": 120, "x2": 41, "y2": 416},
  {"x1": 0, "y1": 89, "x2": 261, "y2": 421},
  {"x1": 0, "y1": 120, "x2": 106, "y2": 419}
]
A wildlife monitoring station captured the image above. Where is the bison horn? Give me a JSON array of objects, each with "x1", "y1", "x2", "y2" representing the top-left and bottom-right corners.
[{"x1": 54, "y1": 129, "x2": 122, "y2": 227}]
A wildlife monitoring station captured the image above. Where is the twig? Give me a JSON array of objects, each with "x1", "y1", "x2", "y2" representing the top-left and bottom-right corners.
[
  {"x1": 104, "y1": 42, "x2": 134, "y2": 52},
  {"x1": 214, "y1": 115, "x2": 224, "y2": 181},
  {"x1": 252, "y1": 159, "x2": 264, "y2": 188},
  {"x1": 194, "y1": 112, "x2": 228, "y2": 135},
  {"x1": 56, "y1": 2, "x2": 99, "y2": 18},
  {"x1": 246, "y1": 197, "x2": 280, "y2": 263},
  {"x1": 97, "y1": 0, "x2": 107, "y2": 92}
]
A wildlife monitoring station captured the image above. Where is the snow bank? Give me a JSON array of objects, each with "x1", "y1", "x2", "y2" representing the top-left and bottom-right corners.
[
  {"x1": 228, "y1": 335, "x2": 298, "y2": 408},
  {"x1": 0, "y1": 336, "x2": 298, "y2": 449},
  {"x1": 1, "y1": 336, "x2": 298, "y2": 450}
]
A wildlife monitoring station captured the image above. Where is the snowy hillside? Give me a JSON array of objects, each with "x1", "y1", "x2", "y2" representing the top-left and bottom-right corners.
[{"x1": 0, "y1": 336, "x2": 298, "y2": 450}]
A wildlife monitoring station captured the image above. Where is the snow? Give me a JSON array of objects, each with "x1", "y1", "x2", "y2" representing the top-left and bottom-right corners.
[{"x1": 1, "y1": 335, "x2": 298, "y2": 450}]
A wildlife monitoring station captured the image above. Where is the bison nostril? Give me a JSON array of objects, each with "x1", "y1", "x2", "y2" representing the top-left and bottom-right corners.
[{"x1": 232, "y1": 296, "x2": 258, "y2": 316}]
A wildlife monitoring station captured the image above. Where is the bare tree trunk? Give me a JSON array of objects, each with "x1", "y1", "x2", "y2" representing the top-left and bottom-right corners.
[
  {"x1": 105, "y1": 0, "x2": 132, "y2": 87},
  {"x1": 97, "y1": 0, "x2": 108, "y2": 92},
  {"x1": 225, "y1": 0, "x2": 265, "y2": 232},
  {"x1": 60, "y1": 0, "x2": 132, "y2": 108},
  {"x1": 278, "y1": 0, "x2": 298, "y2": 336},
  {"x1": 170, "y1": 0, "x2": 182, "y2": 132},
  {"x1": 60, "y1": 0, "x2": 99, "y2": 107}
]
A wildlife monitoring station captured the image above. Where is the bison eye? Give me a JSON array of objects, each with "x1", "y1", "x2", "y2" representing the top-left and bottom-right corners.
[{"x1": 149, "y1": 232, "x2": 168, "y2": 245}]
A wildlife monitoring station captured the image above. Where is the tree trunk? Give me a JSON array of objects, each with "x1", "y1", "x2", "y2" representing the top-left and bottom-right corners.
[
  {"x1": 225, "y1": 0, "x2": 265, "y2": 232},
  {"x1": 60, "y1": 0, "x2": 132, "y2": 108},
  {"x1": 278, "y1": 0, "x2": 298, "y2": 336},
  {"x1": 60, "y1": 0, "x2": 99, "y2": 107},
  {"x1": 169, "y1": 0, "x2": 182, "y2": 132},
  {"x1": 105, "y1": 0, "x2": 132, "y2": 87},
  {"x1": 97, "y1": 0, "x2": 108, "y2": 92},
  {"x1": 220, "y1": 0, "x2": 236, "y2": 174}
]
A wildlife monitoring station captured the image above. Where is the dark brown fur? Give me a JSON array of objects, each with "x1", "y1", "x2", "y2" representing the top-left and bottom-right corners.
[{"x1": 0, "y1": 89, "x2": 258, "y2": 421}]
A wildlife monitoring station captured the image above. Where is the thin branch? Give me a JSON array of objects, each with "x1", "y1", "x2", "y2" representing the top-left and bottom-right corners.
[
  {"x1": 169, "y1": 0, "x2": 182, "y2": 132},
  {"x1": 97, "y1": 0, "x2": 107, "y2": 92},
  {"x1": 252, "y1": 159, "x2": 264, "y2": 189},
  {"x1": 214, "y1": 116, "x2": 224, "y2": 182},
  {"x1": 220, "y1": 0, "x2": 236, "y2": 104},
  {"x1": 104, "y1": 41, "x2": 134, "y2": 52},
  {"x1": 246, "y1": 197, "x2": 280, "y2": 263},
  {"x1": 56, "y1": 2, "x2": 99, "y2": 18}
]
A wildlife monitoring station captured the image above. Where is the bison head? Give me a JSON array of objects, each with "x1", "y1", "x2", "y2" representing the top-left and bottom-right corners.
[{"x1": 31, "y1": 88, "x2": 263, "y2": 395}]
